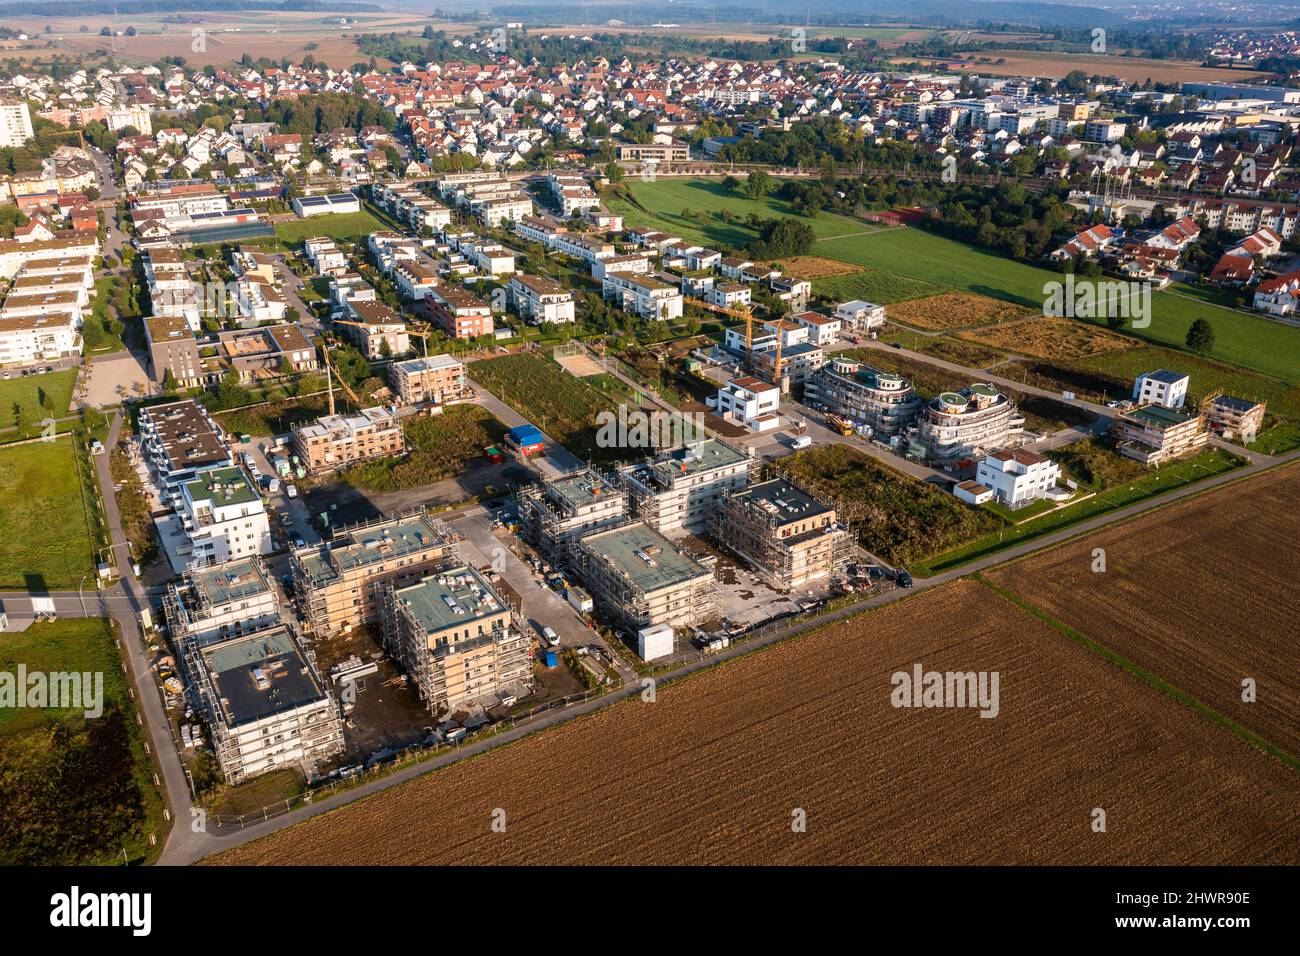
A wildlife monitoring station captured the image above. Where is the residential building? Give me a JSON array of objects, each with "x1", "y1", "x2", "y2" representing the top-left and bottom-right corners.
[
  {"x1": 389, "y1": 354, "x2": 466, "y2": 406},
  {"x1": 509, "y1": 273, "x2": 576, "y2": 324},
  {"x1": 341, "y1": 299, "x2": 411, "y2": 359},
  {"x1": 424, "y1": 283, "x2": 493, "y2": 339},
  {"x1": 0, "y1": 99, "x2": 34, "y2": 148},
  {"x1": 616, "y1": 439, "x2": 756, "y2": 537},
  {"x1": 292, "y1": 407, "x2": 406, "y2": 474},
  {"x1": 792, "y1": 311, "x2": 842, "y2": 347},
  {"x1": 1111, "y1": 404, "x2": 1208, "y2": 466},
  {"x1": 162, "y1": 556, "x2": 280, "y2": 648},
  {"x1": 602, "y1": 271, "x2": 684, "y2": 321},
  {"x1": 1203, "y1": 395, "x2": 1266, "y2": 443},
  {"x1": 137, "y1": 400, "x2": 231, "y2": 508},
  {"x1": 518, "y1": 469, "x2": 629, "y2": 568},
  {"x1": 804, "y1": 358, "x2": 923, "y2": 437},
  {"x1": 145, "y1": 314, "x2": 203, "y2": 389},
  {"x1": 291, "y1": 511, "x2": 457, "y2": 637},
  {"x1": 713, "y1": 479, "x2": 853, "y2": 590},
  {"x1": 1133, "y1": 369, "x2": 1189, "y2": 409},
  {"x1": 184, "y1": 624, "x2": 343, "y2": 784},
  {"x1": 380, "y1": 565, "x2": 530, "y2": 715},
  {"x1": 713, "y1": 376, "x2": 781, "y2": 431},
  {"x1": 177, "y1": 466, "x2": 272, "y2": 567},
  {"x1": 573, "y1": 522, "x2": 716, "y2": 633},
  {"x1": 617, "y1": 142, "x2": 690, "y2": 163},
  {"x1": 919, "y1": 384, "x2": 1024, "y2": 463},
  {"x1": 975, "y1": 449, "x2": 1063, "y2": 507}
]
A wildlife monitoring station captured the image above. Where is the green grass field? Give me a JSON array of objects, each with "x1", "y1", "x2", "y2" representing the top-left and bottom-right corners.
[
  {"x1": 613, "y1": 178, "x2": 1300, "y2": 383},
  {"x1": 607, "y1": 178, "x2": 875, "y2": 249},
  {"x1": 274, "y1": 210, "x2": 388, "y2": 246},
  {"x1": 0, "y1": 369, "x2": 77, "y2": 421},
  {"x1": 0, "y1": 617, "x2": 165, "y2": 865},
  {"x1": 0, "y1": 437, "x2": 95, "y2": 590}
]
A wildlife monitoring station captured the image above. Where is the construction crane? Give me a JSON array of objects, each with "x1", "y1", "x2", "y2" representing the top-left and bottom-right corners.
[
  {"x1": 321, "y1": 346, "x2": 362, "y2": 416},
  {"x1": 686, "y1": 297, "x2": 756, "y2": 370}
]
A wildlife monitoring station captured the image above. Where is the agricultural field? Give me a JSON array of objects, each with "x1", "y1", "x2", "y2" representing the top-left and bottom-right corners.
[
  {"x1": 0, "y1": 436, "x2": 95, "y2": 591},
  {"x1": 341, "y1": 405, "x2": 507, "y2": 493},
  {"x1": 779, "y1": 444, "x2": 1000, "y2": 564},
  {"x1": 810, "y1": 227, "x2": 1300, "y2": 384},
  {"x1": 756, "y1": 255, "x2": 855, "y2": 279},
  {"x1": 0, "y1": 618, "x2": 163, "y2": 865},
  {"x1": 885, "y1": 292, "x2": 1033, "y2": 331},
  {"x1": 905, "y1": 49, "x2": 1269, "y2": 84},
  {"x1": 989, "y1": 462, "x2": 1300, "y2": 761},
  {"x1": 958, "y1": 315, "x2": 1136, "y2": 360},
  {"x1": 211, "y1": 579, "x2": 1300, "y2": 866},
  {"x1": 469, "y1": 352, "x2": 641, "y2": 463}
]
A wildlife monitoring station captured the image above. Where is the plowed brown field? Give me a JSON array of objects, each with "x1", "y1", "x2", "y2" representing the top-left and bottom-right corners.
[
  {"x1": 958, "y1": 315, "x2": 1136, "y2": 360},
  {"x1": 990, "y1": 462, "x2": 1300, "y2": 759},
  {"x1": 211, "y1": 578, "x2": 1299, "y2": 866},
  {"x1": 887, "y1": 292, "x2": 1033, "y2": 331}
]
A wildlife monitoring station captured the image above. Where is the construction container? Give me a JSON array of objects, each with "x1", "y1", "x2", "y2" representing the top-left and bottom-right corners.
[
  {"x1": 543, "y1": 650, "x2": 558, "y2": 669},
  {"x1": 637, "y1": 623, "x2": 674, "y2": 662}
]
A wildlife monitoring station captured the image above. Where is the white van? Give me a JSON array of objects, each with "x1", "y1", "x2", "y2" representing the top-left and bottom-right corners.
[
  {"x1": 789, "y1": 434, "x2": 812, "y2": 450},
  {"x1": 542, "y1": 626, "x2": 560, "y2": 647}
]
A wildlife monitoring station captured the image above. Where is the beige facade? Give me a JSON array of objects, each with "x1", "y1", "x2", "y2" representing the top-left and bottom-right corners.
[
  {"x1": 292, "y1": 511, "x2": 456, "y2": 637},
  {"x1": 714, "y1": 479, "x2": 853, "y2": 590},
  {"x1": 389, "y1": 354, "x2": 466, "y2": 406},
  {"x1": 292, "y1": 407, "x2": 405, "y2": 474}
]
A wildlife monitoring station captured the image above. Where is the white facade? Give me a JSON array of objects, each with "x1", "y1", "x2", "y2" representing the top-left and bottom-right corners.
[
  {"x1": 714, "y1": 376, "x2": 781, "y2": 431},
  {"x1": 1133, "y1": 370, "x2": 1188, "y2": 410},
  {"x1": 0, "y1": 100, "x2": 33, "y2": 148},
  {"x1": 510, "y1": 274, "x2": 576, "y2": 324},
  {"x1": 178, "y1": 467, "x2": 272, "y2": 567},
  {"x1": 835, "y1": 300, "x2": 887, "y2": 331},
  {"x1": 603, "y1": 271, "x2": 683, "y2": 321},
  {"x1": 975, "y1": 449, "x2": 1061, "y2": 507}
]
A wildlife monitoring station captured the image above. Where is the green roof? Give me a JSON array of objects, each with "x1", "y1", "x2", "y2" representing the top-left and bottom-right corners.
[
  {"x1": 185, "y1": 467, "x2": 259, "y2": 507},
  {"x1": 1127, "y1": 404, "x2": 1197, "y2": 428}
]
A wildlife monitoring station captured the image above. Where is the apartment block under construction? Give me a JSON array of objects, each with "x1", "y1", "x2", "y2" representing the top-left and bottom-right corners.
[
  {"x1": 162, "y1": 555, "x2": 280, "y2": 648},
  {"x1": 291, "y1": 510, "x2": 456, "y2": 637},
  {"x1": 573, "y1": 521, "x2": 717, "y2": 634},
  {"x1": 380, "y1": 564, "x2": 531, "y2": 715},
  {"x1": 517, "y1": 468, "x2": 628, "y2": 569},
  {"x1": 714, "y1": 479, "x2": 854, "y2": 591},
  {"x1": 616, "y1": 438, "x2": 756, "y2": 537},
  {"x1": 182, "y1": 623, "x2": 344, "y2": 785}
]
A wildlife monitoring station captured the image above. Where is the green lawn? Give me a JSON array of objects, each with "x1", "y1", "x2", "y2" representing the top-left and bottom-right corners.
[
  {"x1": 0, "y1": 618, "x2": 165, "y2": 865},
  {"x1": 0, "y1": 436, "x2": 96, "y2": 590},
  {"x1": 911, "y1": 447, "x2": 1245, "y2": 577},
  {"x1": 607, "y1": 178, "x2": 873, "y2": 248},
  {"x1": 812, "y1": 269, "x2": 942, "y2": 305},
  {"x1": 274, "y1": 210, "x2": 388, "y2": 246},
  {"x1": 0, "y1": 369, "x2": 77, "y2": 420}
]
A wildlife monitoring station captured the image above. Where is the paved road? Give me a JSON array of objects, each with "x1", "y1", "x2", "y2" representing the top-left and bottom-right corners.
[{"x1": 466, "y1": 375, "x2": 584, "y2": 475}]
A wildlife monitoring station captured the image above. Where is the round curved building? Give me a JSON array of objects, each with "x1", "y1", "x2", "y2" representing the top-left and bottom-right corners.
[{"x1": 920, "y1": 383, "x2": 1024, "y2": 463}]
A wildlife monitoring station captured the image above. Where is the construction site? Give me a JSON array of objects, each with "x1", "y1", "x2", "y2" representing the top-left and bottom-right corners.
[
  {"x1": 291, "y1": 509, "x2": 457, "y2": 638},
  {"x1": 713, "y1": 478, "x2": 855, "y2": 591}
]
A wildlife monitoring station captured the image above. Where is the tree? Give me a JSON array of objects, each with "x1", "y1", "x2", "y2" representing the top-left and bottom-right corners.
[
  {"x1": 742, "y1": 169, "x2": 773, "y2": 200},
  {"x1": 604, "y1": 161, "x2": 623, "y2": 184},
  {"x1": 1186, "y1": 318, "x2": 1215, "y2": 356},
  {"x1": 162, "y1": 369, "x2": 179, "y2": 394}
]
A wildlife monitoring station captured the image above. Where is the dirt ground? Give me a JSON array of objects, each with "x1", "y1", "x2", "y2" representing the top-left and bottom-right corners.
[
  {"x1": 958, "y1": 315, "x2": 1137, "y2": 360},
  {"x1": 886, "y1": 292, "x2": 1034, "y2": 331}
]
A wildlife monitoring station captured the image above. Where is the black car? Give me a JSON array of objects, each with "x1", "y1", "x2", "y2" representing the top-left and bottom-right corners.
[{"x1": 896, "y1": 570, "x2": 914, "y2": 589}]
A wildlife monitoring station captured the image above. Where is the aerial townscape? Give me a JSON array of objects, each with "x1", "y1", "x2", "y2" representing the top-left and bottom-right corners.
[{"x1": 0, "y1": 0, "x2": 1295, "y2": 898}]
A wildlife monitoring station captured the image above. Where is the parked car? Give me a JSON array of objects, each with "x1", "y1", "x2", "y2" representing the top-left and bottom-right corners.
[
  {"x1": 542, "y1": 626, "x2": 560, "y2": 648},
  {"x1": 896, "y1": 570, "x2": 914, "y2": 589}
]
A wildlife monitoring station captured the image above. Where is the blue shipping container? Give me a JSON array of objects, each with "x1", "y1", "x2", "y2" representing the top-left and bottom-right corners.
[{"x1": 544, "y1": 651, "x2": 558, "y2": 668}]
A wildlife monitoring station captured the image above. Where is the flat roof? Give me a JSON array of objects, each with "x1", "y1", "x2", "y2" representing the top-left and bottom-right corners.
[
  {"x1": 547, "y1": 469, "x2": 621, "y2": 511},
  {"x1": 735, "y1": 479, "x2": 832, "y2": 523},
  {"x1": 201, "y1": 626, "x2": 327, "y2": 727},
  {"x1": 636, "y1": 438, "x2": 750, "y2": 486},
  {"x1": 394, "y1": 564, "x2": 507, "y2": 636},
  {"x1": 1125, "y1": 404, "x2": 1198, "y2": 427},
  {"x1": 190, "y1": 557, "x2": 271, "y2": 608},
  {"x1": 580, "y1": 522, "x2": 710, "y2": 594},
  {"x1": 185, "y1": 466, "x2": 260, "y2": 507},
  {"x1": 1139, "y1": 369, "x2": 1188, "y2": 385},
  {"x1": 296, "y1": 512, "x2": 448, "y2": 583},
  {"x1": 140, "y1": 399, "x2": 228, "y2": 472}
]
